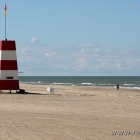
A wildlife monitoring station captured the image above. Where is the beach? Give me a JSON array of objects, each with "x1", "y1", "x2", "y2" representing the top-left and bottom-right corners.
[{"x1": 0, "y1": 84, "x2": 140, "y2": 140}]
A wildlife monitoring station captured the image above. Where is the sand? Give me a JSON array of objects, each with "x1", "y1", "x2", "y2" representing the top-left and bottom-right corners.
[{"x1": 0, "y1": 84, "x2": 140, "y2": 140}]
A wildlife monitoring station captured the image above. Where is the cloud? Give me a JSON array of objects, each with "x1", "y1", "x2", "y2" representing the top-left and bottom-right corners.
[
  {"x1": 30, "y1": 37, "x2": 39, "y2": 44},
  {"x1": 74, "y1": 57, "x2": 87, "y2": 71},
  {"x1": 76, "y1": 43, "x2": 97, "y2": 48},
  {"x1": 94, "y1": 50, "x2": 140, "y2": 71},
  {"x1": 94, "y1": 48, "x2": 100, "y2": 52},
  {"x1": 17, "y1": 42, "x2": 140, "y2": 76},
  {"x1": 45, "y1": 51, "x2": 56, "y2": 57}
]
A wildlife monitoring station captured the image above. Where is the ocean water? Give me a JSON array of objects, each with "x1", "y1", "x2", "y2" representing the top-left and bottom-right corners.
[{"x1": 19, "y1": 76, "x2": 140, "y2": 90}]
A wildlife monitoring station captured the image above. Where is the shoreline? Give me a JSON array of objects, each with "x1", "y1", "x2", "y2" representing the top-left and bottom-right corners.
[
  {"x1": 19, "y1": 83, "x2": 140, "y2": 95},
  {"x1": 1, "y1": 84, "x2": 139, "y2": 94},
  {"x1": 20, "y1": 83, "x2": 140, "y2": 89}
]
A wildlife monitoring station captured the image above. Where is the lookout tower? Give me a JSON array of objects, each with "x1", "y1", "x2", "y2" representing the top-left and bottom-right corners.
[{"x1": 0, "y1": 40, "x2": 19, "y2": 90}]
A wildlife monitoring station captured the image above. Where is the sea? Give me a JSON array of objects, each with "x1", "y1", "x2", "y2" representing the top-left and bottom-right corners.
[{"x1": 19, "y1": 76, "x2": 140, "y2": 90}]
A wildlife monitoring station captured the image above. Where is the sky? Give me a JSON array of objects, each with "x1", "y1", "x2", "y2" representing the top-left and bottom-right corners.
[{"x1": 0, "y1": 0, "x2": 140, "y2": 76}]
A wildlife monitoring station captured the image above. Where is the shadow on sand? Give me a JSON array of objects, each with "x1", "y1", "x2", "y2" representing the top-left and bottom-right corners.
[
  {"x1": 0, "y1": 92, "x2": 61, "y2": 96},
  {"x1": 0, "y1": 89, "x2": 37, "y2": 95},
  {"x1": 0, "y1": 89, "x2": 61, "y2": 96}
]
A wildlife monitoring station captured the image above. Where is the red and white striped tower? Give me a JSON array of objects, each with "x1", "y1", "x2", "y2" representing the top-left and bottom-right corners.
[{"x1": 0, "y1": 40, "x2": 19, "y2": 90}]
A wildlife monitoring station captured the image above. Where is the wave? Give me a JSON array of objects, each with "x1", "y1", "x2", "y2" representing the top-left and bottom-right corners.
[
  {"x1": 53, "y1": 83, "x2": 73, "y2": 85},
  {"x1": 20, "y1": 81, "x2": 37, "y2": 84},
  {"x1": 124, "y1": 84, "x2": 135, "y2": 86},
  {"x1": 19, "y1": 80, "x2": 140, "y2": 89},
  {"x1": 119, "y1": 86, "x2": 140, "y2": 90},
  {"x1": 19, "y1": 81, "x2": 44, "y2": 84},
  {"x1": 81, "y1": 83, "x2": 93, "y2": 86},
  {"x1": 131, "y1": 87, "x2": 140, "y2": 89},
  {"x1": 99, "y1": 83, "x2": 107, "y2": 86}
]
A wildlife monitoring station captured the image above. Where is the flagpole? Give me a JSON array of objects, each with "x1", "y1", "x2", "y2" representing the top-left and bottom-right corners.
[
  {"x1": 4, "y1": 3, "x2": 7, "y2": 40},
  {"x1": 5, "y1": 8, "x2": 6, "y2": 40}
]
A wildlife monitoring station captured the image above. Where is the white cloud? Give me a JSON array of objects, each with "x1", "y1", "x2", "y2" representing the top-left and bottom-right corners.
[
  {"x1": 17, "y1": 41, "x2": 140, "y2": 76},
  {"x1": 45, "y1": 51, "x2": 56, "y2": 57},
  {"x1": 113, "y1": 61, "x2": 121, "y2": 69},
  {"x1": 30, "y1": 37, "x2": 39, "y2": 43},
  {"x1": 74, "y1": 58, "x2": 87, "y2": 71},
  {"x1": 76, "y1": 43, "x2": 96, "y2": 48},
  {"x1": 94, "y1": 48, "x2": 100, "y2": 52}
]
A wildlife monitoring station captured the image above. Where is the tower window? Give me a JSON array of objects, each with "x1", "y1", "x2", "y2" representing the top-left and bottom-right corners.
[{"x1": 6, "y1": 76, "x2": 14, "y2": 79}]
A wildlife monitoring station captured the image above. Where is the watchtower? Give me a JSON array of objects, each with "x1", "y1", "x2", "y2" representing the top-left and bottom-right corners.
[{"x1": 0, "y1": 40, "x2": 19, "y2": 90}]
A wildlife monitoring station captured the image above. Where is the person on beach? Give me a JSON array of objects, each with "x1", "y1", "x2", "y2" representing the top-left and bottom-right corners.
[{"x1": 117, "y1": 83, "x2": 119, "y2": 90}]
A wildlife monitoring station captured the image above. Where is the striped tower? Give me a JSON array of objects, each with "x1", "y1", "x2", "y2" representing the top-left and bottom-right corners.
[{"x1": 0, "y1": 40, "x2": 19, "y2": 90}]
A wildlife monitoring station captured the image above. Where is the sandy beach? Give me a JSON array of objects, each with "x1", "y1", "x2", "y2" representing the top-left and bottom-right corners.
[{"x1": 0, "y1": 84, "x2": 140, "y2": 140}]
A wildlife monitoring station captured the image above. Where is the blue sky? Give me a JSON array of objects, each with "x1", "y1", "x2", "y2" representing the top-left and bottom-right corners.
[{"x1": 0, "y1": 0, "x2": 140, "y2": 76}]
